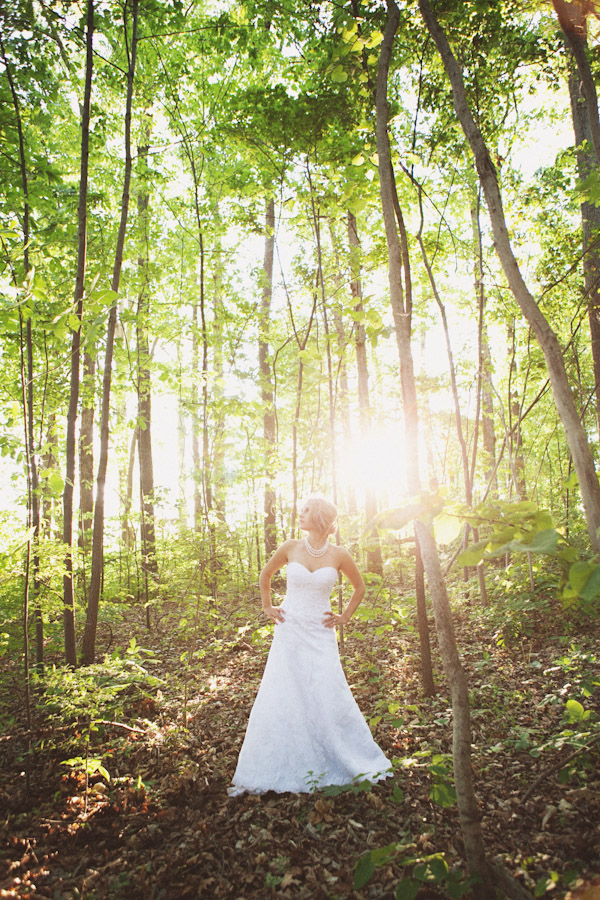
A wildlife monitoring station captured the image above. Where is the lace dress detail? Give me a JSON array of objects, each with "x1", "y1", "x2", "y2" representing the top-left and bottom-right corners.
[{"x1": 228, "y1": 561, "x2": 392, "y2": 796}]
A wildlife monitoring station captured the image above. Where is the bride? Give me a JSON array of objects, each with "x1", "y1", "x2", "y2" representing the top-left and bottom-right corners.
[{"x1": 228, "y1": 495, "x2": 392, "y2": 796}]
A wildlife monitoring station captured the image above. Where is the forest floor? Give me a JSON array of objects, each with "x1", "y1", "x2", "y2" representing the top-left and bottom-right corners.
[{"x1": 0, "y1": 585, "x2": 599, "y2": 900}]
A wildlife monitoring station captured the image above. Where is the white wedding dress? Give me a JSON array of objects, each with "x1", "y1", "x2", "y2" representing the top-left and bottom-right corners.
[{"x1": 228, "y1": 561, "x2": 392, "y2": 796}]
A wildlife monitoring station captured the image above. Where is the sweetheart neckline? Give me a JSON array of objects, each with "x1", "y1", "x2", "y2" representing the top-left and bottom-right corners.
[{"x1": 287, "y1": 560, "x2": 338, "y2": 576}]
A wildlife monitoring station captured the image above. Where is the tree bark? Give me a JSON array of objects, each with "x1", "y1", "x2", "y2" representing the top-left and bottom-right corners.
[
  {"x1": 414, "y1": 531, "x2": 435, "y2": 696},
  {"x1": 348, "y1": 211, "x2": 383, "y2": 574},
  {"x1": 191, "y1": 298, "x2": 202, "y2": 530},
  {"x1": 61, "y1": 0, "x2": 94, "y2": 666},
  {"x1": 471, "y1": 193, "x2": 497, "y2": 495},
  {"x1": 136, "y1": 117, "x2": 159, "y2": 611},
  {"x1": 376, "y1": 6, "x2": 507, "y2": 894},
  {"x1": 419, "y1": 0, "x2": 600, "y2": 557},
  {"x1": 82, "y1": 0, "x2": 138, "y2": 665},
  {"x1": 78, "y1": 349, "x2": 95, "y2": 560},
  {"x1": 567, "y1": 64, "x2": 600, "y2": 438},
  {"x1": 553, "y1": 0, "x2": 600, "y2": 163},
  {"x1": 508, "y1": 322, "x2": 527, "y2": 499},
  {"x1": 259, "y1": 197, "x2": 277, "y2": 557},
  {"x1": 0, "y1": 33, "x2": 43, "y2": 667}
]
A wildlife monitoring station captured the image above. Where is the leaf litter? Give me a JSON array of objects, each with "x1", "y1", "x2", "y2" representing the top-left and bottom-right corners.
[{"x1": 0, "y1": 596, "x2": 599, "y2": 900}]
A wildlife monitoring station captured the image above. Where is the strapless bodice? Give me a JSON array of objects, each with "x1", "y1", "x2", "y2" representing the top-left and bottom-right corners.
[{"x1": 283, "y1": 561, "x2": 338, "y2": 617}]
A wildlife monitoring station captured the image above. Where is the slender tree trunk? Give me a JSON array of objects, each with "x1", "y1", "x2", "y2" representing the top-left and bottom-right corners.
[
  {"x1": 416, "y1": 199, "x2": 489, "y2": 602},
  {"x1": 567, "y1": 65, "x2": 600, "y2": 438},
  {"x1": 553, "y1": 0, "x2": 600, "y2": 163},
  {"x1": 199, "y1": 232, "x2": 212, "y2": 519},
  {"x1": 329, "y1": 219, "x2": 356, "y2": 514},
  {"x1": 471, "y1": 194, "x2": 497, "y2": 495},
  {"x1": 82, "y1": 0, "x2": 138, "y2": 664},
  {"x1": 291, "y1": 359, "x2": 304, "y2": 537},
  {"x1": 210, "y1": 202, "x2": 227, "y2": 520},
  {"x1": 61, "y1": 0, "x2": 94, "y2": 666},
  {"x1": 508, "y1": 322, "x2": 527, "y2": 499},
  {"x1": 259, "y1": 197, "x2": 277, "y2": 557},
  {"x1": 417, "y1": 196, "x2": 471, "y2": 505},
  {"x1": 308, "y1": 165, "x2": 339, "y2": 505},
  {"x1": 288, "y1": 293, "x2": 317, "y2": 536},
  {"x1": 136, "y1": 118, "x2": 159, "y2": 609},
  {"x1": 376, "y1": 8, "x2": 530, "y2": 897},
  {"x1": 414, "y1": 531, "x2": 435, "y2": 696},
  {"x1": 0, "y1": 34, "x2": 43, "y2": 667},
  {"x1": 348, "y1": 211, "x2": 383, "y2": 574},
  {"x1": 123, "y1": 425, "x2": 137, "y2": 549},
  {"x1": 18, "y1": 308, "x2": 33, "y2": 779},
  {"x1": 42, "y1": 414, "x2": 58, "y2": 540},
  {"x1": 79, "y1": 349, "x2": 95, "y2": 558},
  {"x1": 177, "y1": 354, "x2": 187, "y2": 526},
  {"x1": 419, "y1": 0, "x2": 600, "y2": 557},
  {"x1": 191, "y1": 299, "x2": 202, "y2": 531}
]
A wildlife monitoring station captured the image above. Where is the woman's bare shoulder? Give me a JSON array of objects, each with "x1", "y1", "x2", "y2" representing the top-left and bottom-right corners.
[{"x1": 332, "y1": 543, "x2": 352, "y2": 558}]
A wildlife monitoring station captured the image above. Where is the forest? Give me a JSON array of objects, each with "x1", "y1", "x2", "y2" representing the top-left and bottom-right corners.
[{"x1": 1, "y1": 0, "x2": 599, "y2": 897}]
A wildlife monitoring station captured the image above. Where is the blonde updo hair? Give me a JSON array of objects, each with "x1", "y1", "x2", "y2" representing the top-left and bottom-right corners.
[{"x1": 303, "y1": 495, "x2": 338, "y2": 536}]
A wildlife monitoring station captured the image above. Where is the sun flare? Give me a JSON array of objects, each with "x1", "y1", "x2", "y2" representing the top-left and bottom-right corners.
[{"x1": 339, "y1": 422, "x2": 408, "y2": 505}]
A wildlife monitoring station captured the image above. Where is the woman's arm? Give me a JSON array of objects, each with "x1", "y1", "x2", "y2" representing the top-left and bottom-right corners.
[
  {"x1": 322, "y1": 549, "x2": 365, "y2": 629},
  {"x1": 259, "y1": 541, "x2": 292, "y2": 624}
]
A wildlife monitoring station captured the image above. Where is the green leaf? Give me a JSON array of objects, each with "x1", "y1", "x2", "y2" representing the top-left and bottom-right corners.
[
  {"x1": 511, "y1": 529, "x2": 559, "y2": 554},
  {"x1": 392, "y1": 785, "x2": 403, "y2": 804},
  {"x1": 331, "y1": 65, "x2": 348, "y2": 83},
  {"x1": 430, "y1": 782, "x2": 457, "y2": 807},
  {"x1": 48, "y1": 472, "x2": 64, "y2": 494},
  {"x1": 354, "y1": 852, "x2": 375, "y2": 890},
  {"x1": 341, "y1": 22, "x2": 358, "y2": 42},
  {"x1": 534, "y1": 876, "x2": 552, "y2": 897},
  {"x1": 434, "y1": 513, "x2": 462, "y2": 545},
  {"x1": 373, "y1": 494, "x2": 444, "y2": 532},
  {"x1": 564, "y1": 698, "x2": 587, "y2": 722},
  {"x1": 579, "y1": 564, "x2": 600, "y2": 601},
  {"x1": 456, "y1": 540, "x2": 489, "y2": 567},
  {"x1": 395, "y1": 878, "x2": 419, "y2": 900},
  {"x1": 568, "y1": 561, "x2": 593, "y2": 593},
  {"x1": 365, "y1": 30, "x2": 384, "y2": 48}
]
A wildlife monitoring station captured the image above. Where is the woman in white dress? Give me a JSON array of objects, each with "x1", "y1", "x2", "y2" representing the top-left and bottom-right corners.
[{"x1": 228, "y1": 496, "x2": 392, "y2": 796}]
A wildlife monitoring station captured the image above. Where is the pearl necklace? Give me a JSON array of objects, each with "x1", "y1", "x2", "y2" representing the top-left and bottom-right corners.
[{"x1": 305, "y1": 536, "x2": 329, "y2": 557}]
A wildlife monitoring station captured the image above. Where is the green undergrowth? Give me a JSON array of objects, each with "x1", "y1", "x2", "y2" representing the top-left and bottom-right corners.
[{"x1": 1, "y1": 571, "x2": 599, "y2": 899}]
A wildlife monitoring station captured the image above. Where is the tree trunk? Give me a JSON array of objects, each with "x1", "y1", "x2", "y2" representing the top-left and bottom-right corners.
[
  {"x1": 567, "y1": 64, "x2": 600, "y2": 438},
  {"x1": 348, "y1": 211, "x2": 383, "y2": 574},
  {"x1": 210, "y1": 201, "x2": 227, "y2": 520},
  {"x1": 61, "y1": 0, "x2": 94, "y2": 666},
  {"x1": 259, "y1": 197, "x2": 277, "y2": 557},
  {"x1": 78, "y1": 349, "x2": 95, "y2": 561},
  {"x1": 329, "y1": 219, "x2": 356, "y2": 514},
  {"x1": 82, "y1": 0, "x2": 138, "y2": 665},
  {"x1": 470, "y1": 191, "x2": 497, "y2": 495},
  {"x1": 553, "y1": 0, "x2": 600, "y2": 163},
  {"x1": 191, "y1": 299, "x2": 202, "y2": 531},
  {"x1": 0, "y1": 34, "x2": 43, "y2": 668},
  {"x1": 419, "y1": 0, "x2": 600, "y2": 557},
  {"x1": 376, "y1": 7, "x2": 522, "y2": 895},
  {"x1": 308, "y1": 166, "x2": 339, "y2": 506},
  {"x1": 414, "y1": 531, "x2": 435, "y2": 696},
  {"x1": 136, "y1": 118, "x2": 159, "y2": 611},
  {"x1": 508, "y1": 322, "x2": 527, "y2": 499},
  {"x1": 42, "y1": 414, "x2": 59, "y2": 540}
]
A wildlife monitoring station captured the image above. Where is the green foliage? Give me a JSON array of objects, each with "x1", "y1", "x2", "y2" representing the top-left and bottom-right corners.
[
  {"x1": 354, "y1": 842, "x2": 472, "y2": 898},
  {"x1": 31, "y1": 643, "x2": 163, "y2": 733}
]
